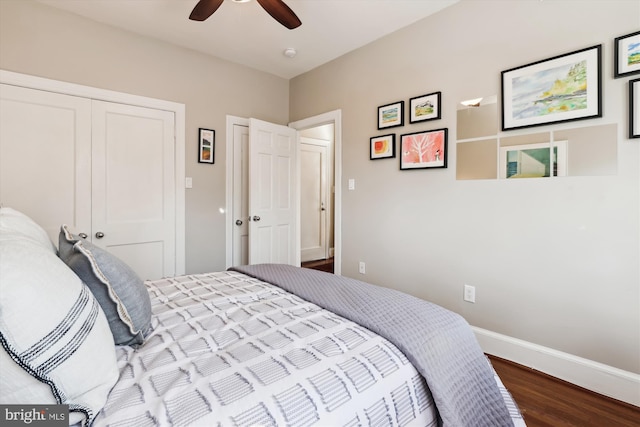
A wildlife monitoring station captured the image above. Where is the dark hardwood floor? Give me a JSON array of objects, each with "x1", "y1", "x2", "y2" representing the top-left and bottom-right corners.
[
  {"x1": 301, "y1": 257, "x2": 334, "y2": 273},
  {"x1": 488, "y1": 355, "x2": 640, "y2": 427}
]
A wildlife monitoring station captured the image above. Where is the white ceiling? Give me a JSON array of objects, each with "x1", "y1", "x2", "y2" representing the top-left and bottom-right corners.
[{"x1": 37, "y1": 0, "x2": 459, "y2": 79}]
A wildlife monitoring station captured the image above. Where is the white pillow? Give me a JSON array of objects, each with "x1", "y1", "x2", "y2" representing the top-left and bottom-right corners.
[
  {"x1": 0, "y1": 233, "x2": 118, "y2": 425},
  {"x1": 0, "y1": 207, "x2": 56, "y2": 253}
]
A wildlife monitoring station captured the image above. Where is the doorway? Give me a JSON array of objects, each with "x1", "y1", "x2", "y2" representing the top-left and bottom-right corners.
[
  {"x1": 225, "y1": 110, "x2": 342, "y2": 275},
  {"x1": 299, "y1": 127, "x2": 334, "y2": 264}
]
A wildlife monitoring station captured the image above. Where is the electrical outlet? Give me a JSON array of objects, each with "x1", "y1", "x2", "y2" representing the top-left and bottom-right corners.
[
  {"x1": 463, "y1": 284, "x2": 476, "y2": 303},
  {"x1": 358, "y1": 261, "x2": 366, "y2": 274}
]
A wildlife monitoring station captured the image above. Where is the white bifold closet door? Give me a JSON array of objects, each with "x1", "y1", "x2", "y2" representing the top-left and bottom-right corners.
[{"x1": 0, "y1": 84, "x2": 176, "y2": 280}]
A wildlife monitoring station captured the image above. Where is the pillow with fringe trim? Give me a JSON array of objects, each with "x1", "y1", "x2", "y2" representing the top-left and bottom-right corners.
[{"x1": 58, "y1": 225, "x2": 151, "y2": 346}]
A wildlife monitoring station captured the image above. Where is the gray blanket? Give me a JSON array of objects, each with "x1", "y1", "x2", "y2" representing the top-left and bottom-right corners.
[{"x1": 230, "y1": 264, "x2": 514, "y2": 427}]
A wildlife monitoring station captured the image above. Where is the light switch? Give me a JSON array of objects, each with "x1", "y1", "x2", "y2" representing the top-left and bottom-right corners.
[
  {"x1": 185, "y1": 177, "x2": 193, "y2": 188},
  {"x1": 348, "y1": 179, "x2": 355, "y2": 190}
]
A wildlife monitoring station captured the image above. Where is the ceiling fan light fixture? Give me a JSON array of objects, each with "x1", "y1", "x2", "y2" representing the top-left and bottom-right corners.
[
  {"x1": 283, "y1": 48, "x2": 297, "y2": 58},
  {"x1": 189, "y1": 0, "x2": 301, "y2": 29}
]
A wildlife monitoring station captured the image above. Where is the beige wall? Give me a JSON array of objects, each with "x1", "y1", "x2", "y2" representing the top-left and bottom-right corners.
[
  {"x1": 291, "y1": 0, "x2": 639, "y2": 373},
  {"x1": 0, "y1": 0, "x2": 289, "y2": 274},
  {"x1": 1, "y1": 0, "x2": 638, "y2": 377}
]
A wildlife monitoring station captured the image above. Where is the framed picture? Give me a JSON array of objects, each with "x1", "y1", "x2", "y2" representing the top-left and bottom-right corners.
[
  {"x1": 501, "y1": 44, "x2": 602, "y2": 131},
  {"x1": 399, "y1": 128, "x2": 447, "y2": 170},
  {"x1": 378, "y1": 101, "x2": 404, "y2": 129},
  {"x1": 370, "y1": 134, "x2": 395, "y2": 159},
  {"x1": 499, "y1": 141, "x2": 567, "y2": 179},
  {"x1": 615, "y1": 30, "x2": 640, "y2": 78},
  {"x1": 198, "y1": 128, "x2": 215, "y2": 164},
  {"x1": 409, "y1": 91, "x2": 441, "y2": 123},
  {"x1": 630, "y1": 78, "x2": 640, "y2": 139}
]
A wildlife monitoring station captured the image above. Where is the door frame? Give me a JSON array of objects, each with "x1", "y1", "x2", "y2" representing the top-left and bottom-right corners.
[
  {"x1": 225, "y1": 110, "x2": 342, "y2": 275},
  {"x1": 0, "y1": 69, "x2": 186, "y2": 275},
  {"x1": 290, "y1": 110, "x2": 342, "y2": 275}
]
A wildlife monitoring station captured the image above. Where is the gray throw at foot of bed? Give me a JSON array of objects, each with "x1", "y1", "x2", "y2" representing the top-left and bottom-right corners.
[{"x1": 230, "y1": 264, "x2": 514, "y2": 427}]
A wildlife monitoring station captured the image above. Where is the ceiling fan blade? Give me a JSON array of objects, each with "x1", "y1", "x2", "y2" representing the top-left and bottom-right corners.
[
  {"x1": 256, "y1": 0, "x2": 302, "y2": 29},
  {"x1": 189, "y1": 0, "x2": 224, "y2": 21}
]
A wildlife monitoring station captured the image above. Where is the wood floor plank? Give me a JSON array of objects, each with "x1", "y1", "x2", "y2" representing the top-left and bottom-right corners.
[{"x1": 488, "y1": 355, "x2": 640, "y2": 427}]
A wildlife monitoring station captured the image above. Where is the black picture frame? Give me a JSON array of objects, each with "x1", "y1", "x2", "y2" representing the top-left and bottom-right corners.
[
  {"x1": 370, "y1": 134, "x2": 395, "y2": 160},
  {"x1": 399, "y1": 128, "x2": 447, "y2": 170},
  {"x1": 409, "y1": 91, "x2": 441, "y2": 123},
  {"x1": 377, "y1": 101, "x2": 404, "y2": 130},
  {"x1": 501, "y1": 45, "x2": 602, "y2": 131},
  {"x1": 615, "y1": 30, "x2": 640, "y2": 78},
  {"x1": 198, "y1": 128, "x2": 215, "y2": 164},
  {"x1": 630, "y1": 78, "x2": 640, "y2": 139}
]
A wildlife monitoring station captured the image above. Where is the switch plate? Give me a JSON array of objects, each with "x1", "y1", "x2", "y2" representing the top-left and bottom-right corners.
[
  {"x1": 464, "y1": 284, "x2": 476, "y2": 303},
  {"x1": 185, "y1": 177, "x2": 193, "y2": 189},
  {"x1": 348, "y1": 179, "x2": 355, "y2": 190},
  {"x1": 358, "y1": 261, "x2": 365, "y2": 274}
]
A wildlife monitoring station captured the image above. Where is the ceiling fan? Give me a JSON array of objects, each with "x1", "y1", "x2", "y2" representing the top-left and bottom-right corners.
[{"x1": 189, "y1": 0, "x2": 302, "y2": 30}]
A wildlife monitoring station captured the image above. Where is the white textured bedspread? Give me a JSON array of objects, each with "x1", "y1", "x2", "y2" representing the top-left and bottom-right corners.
[{"x1": 93, "y1": 271, "x2": 440, "y2": 426}]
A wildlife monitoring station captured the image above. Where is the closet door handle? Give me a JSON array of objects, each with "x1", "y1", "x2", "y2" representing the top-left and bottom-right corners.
[
  {"x1": 95, "y1": 231, "x2": 105, "y2": 239},
  {"x1": 79, "y1": 233, "x2": 88, "y2": 239}
]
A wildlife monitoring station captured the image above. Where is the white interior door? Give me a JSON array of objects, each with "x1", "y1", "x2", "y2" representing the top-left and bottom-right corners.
[
  {"x1": 232, "y1": 123, "x2": 249, "y2": 266},
  {"x1": 0, "y1": 84, "x2": 92, "y2": 244},
  {"x1": 91, "y1": 101, "x2": 176, "y2": 280},
  {"x1": 248, "y1": 118, "x2": 299, "y2": 266},
  {"x1": 300, "y1": 140, "x2": 328, "y2": 262}
]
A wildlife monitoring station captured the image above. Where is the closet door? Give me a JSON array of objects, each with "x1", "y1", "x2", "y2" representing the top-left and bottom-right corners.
[
  {"x1": 91, "y1": 101, "x2": 176, "y2": 280},
  {"x1": 0, "y1": 84, "x2": 91, "y2": 243}
]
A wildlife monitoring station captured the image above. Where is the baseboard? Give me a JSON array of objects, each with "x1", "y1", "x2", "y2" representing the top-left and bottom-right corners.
[{"x1": 473, "y1": 327, "x2": 640, "y2": 407}]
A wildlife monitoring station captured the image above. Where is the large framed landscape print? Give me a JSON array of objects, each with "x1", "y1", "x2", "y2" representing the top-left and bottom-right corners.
[{"x1": 501, "y1": 45, "x2": 602, "y2": 131}]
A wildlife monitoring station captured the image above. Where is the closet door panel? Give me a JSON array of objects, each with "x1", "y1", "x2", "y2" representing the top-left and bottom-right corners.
[
  {"x1": 0, "y1": 84, "x2": 91, "y2": 245},
  {"x1": 92, "y1": 101, "x2": 175, "y2": 280}
]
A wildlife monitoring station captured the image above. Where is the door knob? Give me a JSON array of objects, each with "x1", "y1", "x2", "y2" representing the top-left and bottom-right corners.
[
  {"x1": 95, "y1": 232, "x2": 105, "y2": 239},
  {"x1": 78, "y1": 233, "x2": 88, "y2": 239},
  {"x1": 252, "y1": 215, "x2": 261, "y2": 221},
  {"x1": 235, "y1": 219, "x2": 243, "y2": 226}
]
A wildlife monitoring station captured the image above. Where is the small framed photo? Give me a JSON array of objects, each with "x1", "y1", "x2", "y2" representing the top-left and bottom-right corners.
[
  {"x1": 630, "y1": 78, "x2": 640, "y2": 139},
  {"x1": 615, "y1": 31, "x2": 640, "y2": 78},
  {"x1": 501, "y1": 44, "x2": 602, "y2": 131},
  {"x1": 370, "y1": 134, "x2": 395, "y2": 160},
  {"x1": 409, "y1": 91, "x2": 441, "y2": 123},
  {"x1": 378, "y1": 101, "x2": 404, "y2": 129},
  {"x1": 499, "y1": 141, "x2": 568, "y2": 179},
  {"x1": 400, "y1": 128, "x2": 447, "y2": 170},
  {"x1": 198, "y1": 128, "x2": 215, "y2": 164}
]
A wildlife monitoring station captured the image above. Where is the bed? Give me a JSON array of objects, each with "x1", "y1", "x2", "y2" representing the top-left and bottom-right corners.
[{"x1": 0, "y1": 207, "x2": 525, "y2": 426}]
